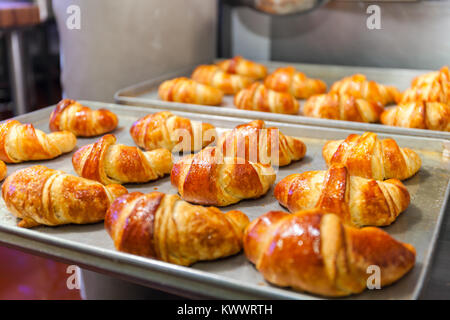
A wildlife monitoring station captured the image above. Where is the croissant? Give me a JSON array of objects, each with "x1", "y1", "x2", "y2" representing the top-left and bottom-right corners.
[
  {"x1": 234, "y1": 83, "x2": 300, "y2": 115},
  {"x1": 72, "y1": 134, "x2": 173, "y2": 185},
  {"x1": 330, "y1": 74, "x2": 400, "y2": 106},
  {"x1": 2, "y1": 165, "x2": 128, "y2": 228},
  {"x1": 399, "y1": 66, "x2": 450, "y2": 105},
  {"x1": 105, "y1": 191, "x2": 250, "y2": 266},
  {"x1": 171, "y1": 146, "x2": 276, "y2": 206},
  {"x1": 216, "y1": 56, "x2": 267, "y2": 80},
  {"x1": 158, "y1": 77, "x2": 223, "y2": 106},
  {"x1": 0, "y1": 160, "x2": 6, "y2": 181},
  {"x1": 129, "y1": 111, "x2": 216, "y2": 152},
  {"x1": 322, "y1": 132, "x2": 421, "y2": 180},
  {"x1": 217, "y1": 120, "x2": 306, "y2": 167},
  {"x1": 264, "y1": 66, "x2": 327, "y2": 99},
  {"x1": 303, "y1": 93, "x2": 384, "y2": 123},
  {"x1": 244, "y1": 209, "x2": 416, "y2": 297},
  {"x1": 0, "y1": 120, "x2": 76, "y2": 163},
  {"x1": 381, "y1": 101, "x2": 450, "y2": 132},
  {"x1": 191, "y1": 65, "x2": 254, "y2": 94},
  {"x1": 49, "y1": 99, "x2": 118, "y2": 137},
  {"x1": 274, "y1": 164, "x2": 410, "y2": 227}
]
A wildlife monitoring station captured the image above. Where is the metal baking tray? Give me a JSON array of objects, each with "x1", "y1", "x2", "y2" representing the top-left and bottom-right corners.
[
  {"x1": 115, "y1": 61, "x2": 450, "y2": 140},
  {"x1": 0, "y1": 101, "x2": 448, "y2": 300}
]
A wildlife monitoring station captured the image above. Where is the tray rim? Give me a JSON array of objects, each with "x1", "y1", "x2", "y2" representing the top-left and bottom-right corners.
[
  {"x1": 0, "y1": 101, "x2": 449, "y2": 300},
  {"x1": 114, "y1": 60, "x2": 450, "y2": 141}
]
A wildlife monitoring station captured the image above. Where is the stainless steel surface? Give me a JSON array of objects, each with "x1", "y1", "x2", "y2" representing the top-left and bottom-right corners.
[
  {"x1": 0, "y1": 101, "x2": 448, "y2": 299},
  {"x1": 115, "y1": 61, "x2": 450, "y2": 140},
  {"x1": 6, "y1": 29, "x2": 27, "y2": 115},
  {"x1": 228, "y1": 0, "x2": 328, "y2": 15}
]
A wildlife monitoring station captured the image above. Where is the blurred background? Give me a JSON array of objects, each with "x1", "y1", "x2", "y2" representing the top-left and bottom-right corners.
[{"x1": 0, "y1": 0, "x2": 449, "y2": 299}]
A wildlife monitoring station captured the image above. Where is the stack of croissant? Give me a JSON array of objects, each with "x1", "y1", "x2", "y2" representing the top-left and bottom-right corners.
[{"x1": 1, "y1": 60, "x2": 433, "y2": 299}]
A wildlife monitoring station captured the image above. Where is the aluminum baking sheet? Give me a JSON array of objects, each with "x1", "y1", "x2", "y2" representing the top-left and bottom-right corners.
[
  {"x1": 115, "y1": 60, "x2": 450, "y2": 140},
  {"x1": 0, "y1": 101, "x2": 448, "y2": 300}
]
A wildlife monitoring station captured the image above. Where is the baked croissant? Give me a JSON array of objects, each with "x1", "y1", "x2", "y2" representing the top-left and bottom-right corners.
[
  {"x1": 244, "y1": 209, "x2": 416, "y2": 297},
  {"x1": 158, "y1": 77, "x2": 223, "y2": 106},
  {"x1": 330, "y1": 74, "x2": 400, "y2": 106},
  {"x1": 399, "y1": 66, "x2": 449, "y2": 105},
  {"x1": 216, "y1": 56, "x2": 267, "y2": 80},
  {"x1": 2, "y1": 165, "x2": 128, "y2": 228},
  {"x1": 322, "y1": 132, "x2": 421, "y2": 180},
  {"x1": 49, "y1": 99, "x2": 118, "y2": 137},
  {"x1": 303, "y1": 93, "x2": 384, "y2": 123},
  {"x1": 234, "y1": 83, "x2": 300, "y2": 115},
  {"x1": 381, "y1": 101, "x2": 450, "y2": 132},
  {"x1": 171, "y1": 147, "x2": 276, "y2": 206},
  {"x1": 0, "y1": 120, "x2": 76, "y2": 163},
  {"x1": 105, "y1": 191, "x2": 250, "y2": 266},
  {"x1": 264, "y1": 66, "x2": 327, "y2": 99},
  {"x1": 0, "y1": 160, "x2": 6, "y2": 181},
  {"x1": 72, "y1": 134, "x2": 173, "y2": 185},
  {"x1": 274, "y1": 164, "x2": 410, "y2": 227},
  {"x1": 217, "y1": 120, "x2": 306, "y2": 167},
  {"x1": 130, "y1": 111, "x2": 216, "y2": 152},
  {"x1": 191, "y1": 65, "x2": 254, "y2": 94}
]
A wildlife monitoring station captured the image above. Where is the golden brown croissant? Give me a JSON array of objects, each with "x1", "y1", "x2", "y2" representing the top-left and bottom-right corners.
[
  {"x1": 274, "y1": 165, "x2": 410, "y2": 227},
  {"x1": 216, "y1": 56, "x2": 267, "y2": 80},
  {"x1": 0, "y1": 160, "x2": 6, "y2": 181},
  {"x1": 381, "y1": 101, "x2": 450, "y2": 131},
  {"x1": 129, "y1": 111, "x2": 216, "y2": 152},
  {"x1": 49, "y1": 99, "x2": 118, "y2": 137},
  {"x1": 399, "y1": 66, "x2": 450, "y2": 105},
  {"x1": 191, "y1": 64, "x2": 254, "y2": 94},
  {"x1": 171, "y1": 147, "x2": 276, "y2": 206},
  {"x1": 105, "y1": 191, "x2": 250, "y2": 266},
  {"x1": 264, "y1": 66, "x2": 327, "y2": 99},
  {"x1": 158, "y1": 77, "x2": 223, "y2": 106},
  {"x1": 234, "y1": 83, "x2": 300, "y2": 115},
  {"x1": 322, "y1": 132, "x2": 421, "y2": 181},
  {"x1": 303, "y1": 93, "x2": 384, "y2": 123},
  {"x1": 2, "y1": 165, "x2": 128, "y2": 228},
  {"x1": 217, "y1": 120, "x2": 306, "y2": 167},
  {"x1": 244, "y1": 209, "x2": 416, "y2": 297},
  {"x1": 330, "y1": 74, "x2": 400, "y2": 106},
  {"x1": 72, "y1": 134, "x2": 173, "y2": 185},
  {"x1": 0, "y1": 120, "x2": 76, "y2": 163}
]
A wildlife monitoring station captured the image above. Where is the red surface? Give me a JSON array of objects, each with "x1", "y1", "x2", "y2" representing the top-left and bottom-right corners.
[{"x1": 0, "y1": 246, "x2": 81, "y2": 300}]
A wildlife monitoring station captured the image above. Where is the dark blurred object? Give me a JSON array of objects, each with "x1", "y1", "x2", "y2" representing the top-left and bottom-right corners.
[
  {"x1": 0, "y1": 246, "x2": 81, "y2": 299},
  {"x1": 227, "y1": 0, "x2": 329, "y2": 15},
  {"x1": 0, "y1": 0, "x2": 61, "y2": 118}
]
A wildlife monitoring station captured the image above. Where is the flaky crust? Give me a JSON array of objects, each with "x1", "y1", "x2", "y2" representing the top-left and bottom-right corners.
[
  {"x1": 304, "y1": 93, "x2": 384, "y2": 123},
  {"x1": 216, "y1": 56, "x2": 267, "y2": 80},
  {"x1": 0, "y1": 120, "x2": 76, "y2": 163},
  {"x1": 381, "y1": 101, "x2": 450, "y2": 131},
  {"x1": 234, "y1": 83, "x2": 300, "y2": 115},
  {"x1": 322, "y1": 132, "x2": 421, "y2": 181},
  {"x1": 264, "y1": 66, "x2": 326, "y2": 99},
  {"x1": 129, "y1": 111, "x2": 216, "y2": 152},
  {"x1": 2, "y1": 165, "x2": 128, "y2": 228},
  {"x1": 105, "y1": 191, "x2": 250, "y2": 266},
  {"x1": 158, "y1": 77, "x2": 223, "y2": 106},
  {"x1": 244, "y1": 209, "x2": 416, "y2": 297},
  {"x1": 274, "y1": 165, "x2": 410, "y2": 227},
  {"x1": 49, "y1": 99, "x2": 118, "y2": 137},
  {"x1": 191, "y1": 65, "x2": 254, "y2": 94},
  {"x1": 399, "y1": 66, "x2": 449, "y2": 105},
  {"x1": 217, "y1": 120, "x2": 306, "y2": 167},
  {"x1": 72, "y1": 134, "x2": 173, "y2": 185},
  {"x1": 171, "y1": 147, "x2": 276, "y2": 206},
  {"x1": 330, "y1": 74, "x2": 400, "y2": 106}
]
